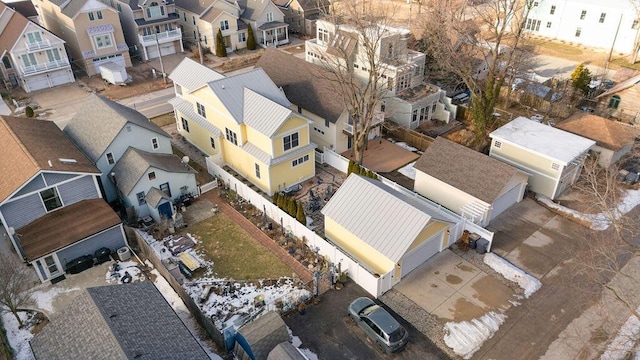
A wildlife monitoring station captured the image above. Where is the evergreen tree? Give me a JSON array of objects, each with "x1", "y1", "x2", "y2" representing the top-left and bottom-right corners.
[
  {"x1": 277, "y1": 193, "x2": 285, "y2": 209},
  {"x1": 296, "y1": 201, "x2": 306, "y2": 224},
  {"x1": 272, "y1": 192, "x2": 280, "y2": 206},
  {"x1": 247, "y1": 24, "x2": 257, "y2": 50},
  {"x1": 215, "y1": 29, "x2": 227, "y2": 57},
  {"x1": 289, "y1": 199, "x2": 298, "y2": 217},
  {"x1": 570, "y1": 63, "x2": 592, "y2": 97},
  {"x1": 347, "y1": 160, "x2": 355, "y2": 175}
]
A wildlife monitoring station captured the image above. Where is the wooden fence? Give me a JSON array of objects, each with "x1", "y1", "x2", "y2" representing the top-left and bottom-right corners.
[{"x1": 382, "y1": 123, "x2": 434, "y2": 151}]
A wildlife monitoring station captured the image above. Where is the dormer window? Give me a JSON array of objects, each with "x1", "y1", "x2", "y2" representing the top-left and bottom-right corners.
[{"x1": 147, "y1": 2, "x2": 165, "y2": 18}]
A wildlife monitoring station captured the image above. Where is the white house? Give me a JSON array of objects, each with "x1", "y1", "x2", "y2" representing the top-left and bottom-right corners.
[
  {"x1": 63, "y1": 94, "x2": 173, "y2": 204},
  {"x1": 110, "y1": 147, "x2": 197, "y2": 222},
  {"x1": 524, "y1": 0, "x2": 640, "y2": 55},
  {"x1": 489, "y1": 117, "x2": 595, "y2": 200},
  {"x1": 413, "y1": 137, "x2": 528, "y2": 226}
]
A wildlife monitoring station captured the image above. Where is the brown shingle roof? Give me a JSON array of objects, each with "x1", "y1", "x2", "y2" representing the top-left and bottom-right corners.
[
  {"x1": 17, "y1": 198, "x2": 121, "y2": 261},
  {"x1": 556, "y1": 113, "x2": 640, "y2": 151},
  {"x1": 413, "y1": 137, "x2": 523, "y2": 204},
  {"x1": 0, "y1": 116, "x2": 99, "y2": 203},
  {"x1": 256, "y1": 48, "x2": 345, "y2": 123},
  {"x1": 0, "y1": 4, "x2": 30, "y2": 56}
]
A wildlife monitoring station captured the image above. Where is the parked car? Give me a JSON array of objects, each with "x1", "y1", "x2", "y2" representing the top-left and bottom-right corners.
[{"x1": 348, "y1": 297, "x2": 409, "y2": 353}]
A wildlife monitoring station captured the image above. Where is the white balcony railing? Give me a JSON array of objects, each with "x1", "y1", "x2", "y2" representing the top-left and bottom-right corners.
[
  {"x1": 139, "y1": 28, "x2": 182, "y2": 46},
  {"x1": 26, "y1": 39, "x2": 52, "y2": 52},
  {"x1": 343, "y1": 110, "x2": 384, "y2": 134},
  {"x1": 21, "y1": 59, "x2": 70, "y2": 75}
]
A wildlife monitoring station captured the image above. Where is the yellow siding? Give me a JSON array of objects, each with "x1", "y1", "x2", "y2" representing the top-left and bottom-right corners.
[
  {"x1": 245, "y1": 126, "x2": 273, "y2": 155},
  {"x1": 174, "y1": 110, "x2": 220, "y2": 156},
  {"x1": 325, "y1": 217, "x2": 395, "y2": 274},
  {"x1": 268, "y1": 149, "x2": 315, "y2": 193},
  {"x1": 273, "y1": 117, "x2": 311, "y2": 158}
]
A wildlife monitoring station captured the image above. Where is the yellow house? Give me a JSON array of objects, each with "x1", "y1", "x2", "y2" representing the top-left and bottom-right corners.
[
  {"x1": 322, "y1": 174, "x2": 453, "y2": 285},
  {"x1": 169, "y1": 58, "x2": 316, "y2": 195}
]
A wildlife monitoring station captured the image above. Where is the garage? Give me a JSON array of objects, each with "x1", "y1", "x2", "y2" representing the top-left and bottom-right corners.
[
  {"x1": 49, "y1": 69, "x2": 75, "y2": 87},
  {"x1": 24, "y1": 74, "x2": 49, "y2": 92},
  {"x1": 490, "y1": 182, "x2": 525, "y2": 221},
  {"x1": 93, "y1": 54, "x2": 126, "y2": 75},
  {"x1": 401, "y1": 230, "x2": 445, "y2": 277}
]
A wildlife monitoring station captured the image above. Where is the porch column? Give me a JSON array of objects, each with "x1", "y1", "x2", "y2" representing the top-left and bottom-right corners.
[{"x1": 285, "y1": 27, "x2": 289, "y2": 41}]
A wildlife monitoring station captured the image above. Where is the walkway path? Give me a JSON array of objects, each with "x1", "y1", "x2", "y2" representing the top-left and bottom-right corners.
[{"x1": 200, "y1": 191, "x2": 314, "y2": 285}]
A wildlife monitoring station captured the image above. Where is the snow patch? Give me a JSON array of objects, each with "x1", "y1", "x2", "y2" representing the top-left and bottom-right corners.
[
  {"x1": 29, "y1": 286, "x2": 80, "y2": 313},
  {"x1": 1, "y1": 310, "x2": 34, "y2": 360},
  {"x1": 397, "y1": 161, "x2": 417, "y2": 180},
  {"x1": 484, "y1": 253, "x2": 541, "y2": 298},
  {"x1": 600, "y1": 306, "x2": 640, "y2": 360},
  {"x1": 287, "y1": 326, "x2": 319, "y2": 360},
  {"x1": 392, "y1": 141, "x2": 418, "y2": 152},
  {"x1": 444, "y1": 311, "x2": 507, "y2": 359}
]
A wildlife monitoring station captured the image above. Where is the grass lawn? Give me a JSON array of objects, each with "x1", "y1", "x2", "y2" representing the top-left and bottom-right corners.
[
  {"x1": 184, "y1": 212, "x2": 293, "y2": 280},
  {"x1": 150, "y1": 113, "x2": 176, "y2": 127}
]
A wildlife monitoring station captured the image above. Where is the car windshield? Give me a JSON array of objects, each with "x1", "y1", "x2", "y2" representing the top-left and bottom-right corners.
[{"x1": 388, "y1": 327, "x2": 406, "y2": 342}]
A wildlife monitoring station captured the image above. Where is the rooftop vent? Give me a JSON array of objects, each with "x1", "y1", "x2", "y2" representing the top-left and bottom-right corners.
[{"x1": 58, "y1": 158, "x2": 77, "y2": 164}]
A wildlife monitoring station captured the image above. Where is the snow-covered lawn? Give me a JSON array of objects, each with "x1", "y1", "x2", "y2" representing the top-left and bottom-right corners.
[{"x1": 443, "y1": 253, "x2": 542, "y2": 359}]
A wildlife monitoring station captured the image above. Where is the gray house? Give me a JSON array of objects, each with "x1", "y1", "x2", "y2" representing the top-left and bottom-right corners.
[
  {"x1": 0, "y1": 116, "x2": 126, "y2": 283},
  {"x1": 111, "y1": 147, "x2": 197, "y2": 223},
  {"x1": 30, "y1": 282, "x2": 210, "y2": 360},
  {"x1": 63, "y1": 94, "x2": 173, "y2": 204}
]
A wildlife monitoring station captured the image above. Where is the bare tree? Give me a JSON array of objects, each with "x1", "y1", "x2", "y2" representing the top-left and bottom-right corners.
[
  {"x1": 417, "y1": 0, "x2": 536, "y2": 147},
  {"x1": 0, "y1": 251, "x2": 35, "y2": 328},
  {"x1": 308, "y1": 0, "x2": 402, "y2": 164}
]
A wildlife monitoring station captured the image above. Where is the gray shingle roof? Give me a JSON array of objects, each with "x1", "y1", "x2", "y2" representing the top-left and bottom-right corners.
[
  {"x1": 60, "y1": 0, "x2": 91, "y2": 18},
  {"x1": 111, "y1": 147, "x2": 196, "y2": 196},
  {"x1": 414, "y1": 137, "x2": 524, "y2": 204},
  {"x1": 174, "y1": 0, "x2": 213, "y2": 16},
  {"x1": 256, "y1": 48, "x2": 346, "y2": 123},
  {"x1": 322, "y1": 175, "x2": 449, "y2": 263},
  {"x1": 237, "y1": 311, "x2": 289, "y2": 360},
  {"x1": 64, "y1": 94, "x2": 170, "y2": 162},
  {"x1": 146, "y1": 186, "x2": 171, "y2": 207},
  {"x1": 31, "y1": 282, "x2": 209, "y2": 360},
  {"x1": 237, "y1": 0, "x2": 270, "y2": 22},
  {"x1": 168, "y1": 57, "x2": 224, "y2": 91}
]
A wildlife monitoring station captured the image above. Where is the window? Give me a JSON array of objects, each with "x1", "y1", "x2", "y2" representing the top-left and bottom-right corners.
[
  {"x1": 46, "y1": 49, "x2": 61, "y2": 62},
  {"x1": 44, "y1": 255, "x2": 58, "y2": 275},
  {"x1": 196, "y1": 102, "x2": 206, "y2": 117},
  {"x1": 313, "y1": 126, "x2": 325, "y2": 135},
  {"x1": 151, "y1": 137, "x2": 159, "y2": 149},
  {"x1": 396, "y1": 73, "x2": 411, "y2": 92},
  {"x1": 266, "y1": 12, "x2": 273, "y2": 22},
  {"x1": 183, "y1": 12, "x2": 186, "y2": 21},
  {"x1": 533, "y1": 1, "x2": 538, "y2": 5},
  {"x1": 26, "y1": 32, "x2": 42, "y2": 44},
  {"x1": 551, "y1": 163, "x2": 560, "y2": 171},
  {"x1": 634, "y1": 19, "x2": 640, "y2": 29},
  {"x1": 580, "y1": 10, "x2": 586, "y2": 20},
  {"x1": 575, "y1": 27, "x2": 582, "y2": 37},
  {"x1": 94, "y1": 34, "x2": 112, "y2": 49},
  {"x1": 97, "y1": 10, "x2": 103, "y2": 19},
  {"x1": 220, "y1": 20, "x2": 229, "y2": 30},
  {"x1": 292, "y1": 154, "x2": 310, "y2": 167},
  {"x1": 2, "y1": 56, "x2": 11, "y2": 69},
  {"x1": 88, "y1": 12, "x2": 94, "y2": 21},
  {"x1": 609, "y1": 95, "x2": 621, "y2": 109},
  {"x1": 325, "y1": 119, "x2": 330, "y2": 127},
  {"x1": 297, "y1": 105, "x2": 302, "y2": 113},
  {"x1": 192, "y1": 15, "x2": 196, "y2": 25},
  {"x1": 381, "y1": 100, "x2": 386, "y2": 113},
  {"x1": 318, "y1": 28, "x2": 329, "y2": 43},
  {"x1": 550, "y1": 5, "x2": 555, "y2": 14},
  {"x1": 546, "y1": 22, "x2": 552, "y2": 28},
  {"x1": 494, "y1": 141, "x2": 502, "y2": 149},
  {"x1": 210, "y1": 137, "x2": 216, "y2": 149},
  {"x1": 137, "y1": 192, "x2": 146, "y2": 205},
  {"x1": 283, "y1": 132, "x2": 299, "y2": 151},
  {"x1": 21, "y1": 53, "x2": 36, "y2": 67},
  {"x1": 40, "y1": 188, "x2": 62, "y2": 212},
  {"x1": 106, "y1": 152, "x2": 115, "y2": 165},
  {"x1": 117, "y1": 3, "x2": 121, "y2": 12},
  {"x1": 238, "y1": 32, "x2": 246, "y2": 42},
  {"x1": 204, "y1": 36, "x2": 207, "y2": 45},
  {"x1": 599, "y1": 13, "x2": 606, "y2": 23},
  {"x1": 255, "y1": 163, "x2": 261, "y2": 178},
  {"x1": 160, "y1": 182, "x2": 171, "y2": 196},
  {"x1": 225, "y1": 128, "x2": 238, "y2": 145},
  {"x1": 148, "y1": 171, "x2": 156, "y2": 180},
  {"x1": 181, "y1": 117, "x2": 190, "y2": 132}
]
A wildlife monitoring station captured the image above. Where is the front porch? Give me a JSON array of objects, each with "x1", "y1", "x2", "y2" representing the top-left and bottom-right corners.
[{"x1": 258, "y1": 22, "x2": 289, "y2": 47}]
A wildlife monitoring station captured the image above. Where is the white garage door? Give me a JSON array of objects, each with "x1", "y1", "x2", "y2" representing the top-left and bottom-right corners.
[
  {"x1": 25, "y1": 74, "x2": 49, "y2": 92},
  {"x1": 147, "y1": 46, "x2": 158, "y2": 59},
  {"x1": 49, "y1": 69, "x2": 74, "y2": 87},
  {"x1": 401, "y1": 231, "x2": 445, "y2": 277},
  {"x1": 490, "y1": 182, "x2": 524, "y2": 221},
  {"x1": 146, "y1": 44, "x2": 175, "y2": 60},
  {"x1": 93, "y1": 54, "x2": 126, "y2": 74}
]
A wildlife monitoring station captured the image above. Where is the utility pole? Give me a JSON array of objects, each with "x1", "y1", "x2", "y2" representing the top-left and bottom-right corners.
[
  {"x1": 196, "y1": 27, "x2": 204, "y2": 65},
  {"x1": 155, "y1": 33, "x2": 166, "y2": 84}
]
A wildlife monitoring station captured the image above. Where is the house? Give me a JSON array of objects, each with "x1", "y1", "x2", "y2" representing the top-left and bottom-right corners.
[
  {"x1": 101, "y1": 0, "x2": 184, "y2": 61},
  {"x1": 489, "y1": 116, "x2": 595, "y2": 200},
  {"x1": 322, "y1": 174, "x2": 455, "y2": 292},
  {"x1": 272, "y1": 0, "x2": 329, "y2": 36},
  {"x1": 556, "y1": 113, "x2": 640, "y2": 167},
  {"x1": 256, "y1": 48, "x2": 381, "y2": 154},
  {"x1": 110, "y1": 147, "x2": 197, "y2": 222},
  {"x1": 413, "y1": 137, "x2": 528, "y2": 226},
  {"x1": 0, "y1": 3, "x2": 74, "y2": 92},
  {"x1": 34, "y1": 0, "x2": 132, "y2": 76},
  {"x1": 524, "y1": 0, "x2": 640, "y2": 55},
  {"x1": 4, "y1": 1, "x2": 39, "y2": 22},
  {"x1": 305, "y1": 18, "x2": 456, "y2": 130},
  {"x1": 237, "y1": 0, "x2": 289, "y2": 47},
  {"x1": 31, "y1": 282, "x2": 210, "y2": 360},
  {"x1": 0, "y1": 116, "x2": 126, "y2": 283},
  {"x1": 175, "y1": 0, "x2": 244, "y2": 54},
  {"x1": 168, "y1": 58, "x2": 316, "y2": 195},
  {"x1": 63, "y1": 94, "x2": 173, "y2": 204},
  {"x1": 595, "y1": 74, "x2": 640, "y2": 124}
]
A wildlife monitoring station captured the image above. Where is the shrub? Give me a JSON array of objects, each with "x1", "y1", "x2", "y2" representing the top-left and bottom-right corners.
[{"x1": 25, "y1": 106, "x2": 34, "y2": 118}]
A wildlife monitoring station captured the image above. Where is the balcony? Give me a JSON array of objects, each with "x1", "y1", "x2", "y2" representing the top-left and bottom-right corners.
[
  {"x1": 26, "y1": 39, "x2": 52, "y2": 52},
  {"x1": 139, "y1": 28, "x2": 181, "y2": 46},
  {"x1": 343, "y1": 110, "x2": 384, "y2": 134},
  {"x1": 21, "y1": 59, "x2": 70, "y2": 76}
]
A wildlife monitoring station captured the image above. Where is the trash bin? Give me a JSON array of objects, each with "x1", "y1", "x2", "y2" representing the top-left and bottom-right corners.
[
  {"x1": 468, "y1": 233, "x2": 480, "y2": 250},
  {"x1": 476, "y1": 239, "x2": 489, "y2": 254},
  {"x1": 94, "y1": 247, "x2": 112, "y2": 265}
]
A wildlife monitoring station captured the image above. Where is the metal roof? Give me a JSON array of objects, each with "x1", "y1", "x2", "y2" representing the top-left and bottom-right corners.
[
  {"x1": 169, "y1": 97, "x2": 222, "y2": 137},
  {"x1": 490, "y1": 117, "x2": 596, "y2": 164},
  {"x1": 168, "y1": 57, "x2": 224, "y2": 91},
  {"x1": 322, "y1": 175, "x2": 441, "y2": 263},
  {"x1": 243, "y1": 87, "x2": 292, "y2": 138}
]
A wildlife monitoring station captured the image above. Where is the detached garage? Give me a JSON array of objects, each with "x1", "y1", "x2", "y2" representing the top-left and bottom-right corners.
[
  {"x1": 413, "y1": 137, "x2": 528, "y2": 226},
  {"x1": 322, "y1": 174, "x2": 454, "y2": 286}
]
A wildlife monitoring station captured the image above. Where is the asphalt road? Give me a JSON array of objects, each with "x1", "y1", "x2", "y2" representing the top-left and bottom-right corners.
[
  {"x1": 117, "y1": 87, "x2": 175, "y2": 118},
  {"x1": 284, "y1": 282, "x2": 448, "y2": 360}
]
